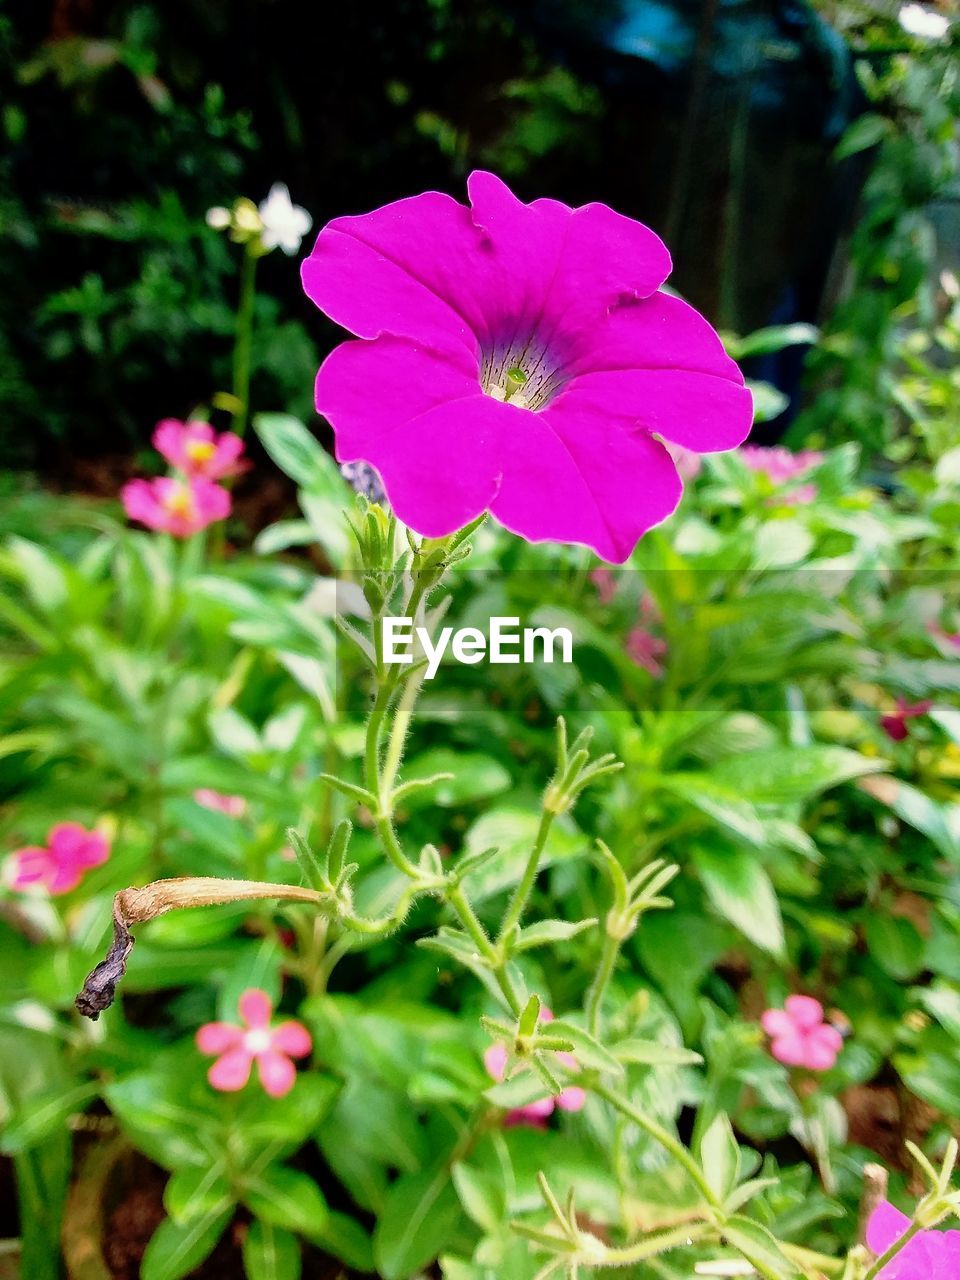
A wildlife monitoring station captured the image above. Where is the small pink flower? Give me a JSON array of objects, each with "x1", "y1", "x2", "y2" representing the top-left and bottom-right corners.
[
  {"x1": 303, "y1": 171, "x2": 752, "y2": 563},
  {"x1": 867, "y1": 1200, "x2": 960, "y2": 1278},
  {"x1": 739, "y1": 445, "x2": 822, "y2": 503},
  {"x1": 193, "y1": 789, "x2": 247, "y2": 818},
  {"x1": 929, "y1": 624, "x2": 960, "y2": 655},
  {"x1": 6, "y1": 822, "x2": 109, "y2": 895},
  {"x1": 484, "y1": 1006, "x2": 585, "y2": 1127},
  {"x1": 626, "y1": 627, "x2": 667, "y2": 677},
  {"x1": 590, "y1": 567, "x2": 618, "y2": 605},
  {"x1": 152, "y1": 419, "x2": 247, "y2": 480},
  {"x1": 761, "y1": 995, "x2": 844, "y2": 1072},
  {"x1": 196, "y1": 988, "x2": 311, "y2": 1098},
  {"x1": 122, "y1": 476, "x2": 231, "y2": 537},
  {"x1": 881, "y1": 698, "x2": 933, "y2": 743}
]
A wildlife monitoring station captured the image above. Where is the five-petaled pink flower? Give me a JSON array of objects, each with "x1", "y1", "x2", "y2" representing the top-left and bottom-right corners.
[
  {"x1": 302, "y1": 171, "x2": 752, "y2": 563},
  {"x1": 153, "y1": 419, "x2": 246, "y2": 481},
  {"x1": 196, "y1": 989, "x2": 311, "y2": 1098},
  {"x1": 867, "y1": 1200, "x2": 960, "y2": 1278},
  {"x1": 122, "y1": 476, "x2": 231, "y2": 537},
  {"x1": 881, "y1": 698, "x2": 933, "y2": 743},
  {"x1": 739, "y1": 445, "x2": 822, "y2": 504},
  {"x1": 6, "y1": 822, "x2": 109, "y2": 895},
  {"x1": 761, "y1": 995, "x2": 844, "y2": 1071},
  {"x1": 193, "y1": 789, "x2": 247, "y2": 818},
  {"x1": 484, "y1": 1006, "x2": 586, "y2": 1128}
]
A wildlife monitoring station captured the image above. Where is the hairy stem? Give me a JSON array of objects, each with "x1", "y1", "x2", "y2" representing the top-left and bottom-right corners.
[
  {"x1": 585, "y1": 931, "x2": 620, "y2": 1036},
  {"x1": 498, "y1": 808, "x2": 555, "y2": 942}
]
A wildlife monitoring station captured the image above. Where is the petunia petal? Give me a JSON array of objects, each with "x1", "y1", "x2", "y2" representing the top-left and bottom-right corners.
[
  {"x1": 270, "y1": 1021, "x2": 312, "y2": 1058},
  {"x1": 238, "y1": 988, "x2": 273, "y2": 1031},
  {"x1": 302, "y1": 192, "x2": 489, "y2": 352},
  {"x1": 866, "y1": 1202, "x2": 913, "y2": 1260},
  {"x1": 208, "y1": 1048, "x2": 253, "y2": 1092},
  {"x1": 784, "y1": 995, "x2": 824, "y2": 1030},
  {"x1": 196, "y1": 1022, "x2": 244, "y2": 1055},
  {"x1": 257, "y1": 1050, "x2": 297, "y2": 1098},
  {"x1": 491, "y1": 393, "x2": 682, "y2": 563}
]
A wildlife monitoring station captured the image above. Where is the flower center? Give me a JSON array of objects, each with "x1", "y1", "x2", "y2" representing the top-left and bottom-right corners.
[
  {"x1": 244, "y1": 1028, "x2": 272, "y2": 1054},
  {"x1": 164, "y1": 488, "x2": 195, "y2": 519},
  {"x1": 480, "y1": 336, "x2": 567, "y2": 411},
  {"x1": 186, "y1": 440, "x2": 216, "y2": 463}
]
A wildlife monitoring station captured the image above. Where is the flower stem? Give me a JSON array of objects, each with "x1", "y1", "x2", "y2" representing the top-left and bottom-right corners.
[
  {"x1": 231, "y1": 245, "x2": 258, "y2": 439},
  {"x1": 863, "y1": 1220, "x2": 923, "y2": 1280},
  {"x1": 592, "y1": 1081, "x2": 722, "y2": 1210},
  {"x1": 585, "y1": 931, "x2": 620, "y2": 1036},
  {"x1": 497, "y1": 808, "x2": 555, "y2": 942},
  {"x1": 600, "y1": 1221, "x2": 712, "y2": 1265}
]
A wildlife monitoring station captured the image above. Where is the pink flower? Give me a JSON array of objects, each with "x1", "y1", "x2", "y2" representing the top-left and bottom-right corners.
[
  {"x1": 152, "y1": 419, "x2": 246, "y2": 480},
  {"x1": 881, "y1": 698, "x2": 933, "y2": 743},
  {"x1": 761, "y1": 995, "x2": 844, "y2": 1071},
  {"x1": 302, "y1": 171, "x2": 752, "y2": 563},
  {"x1": 6, "y1": 822, "x2": 109, "y2": 895},
  {"x1": 590, "y1": 567, "x2": 618, "y2": 605},
  {"x1": 122, "y1": 476, "x2": 231, "y2": 537},
  {"x1": 867, "y1": 1200, "x2": 960, "y2": 1278},
  {"x1": 739, "y1": 446, "x2": 822, "y2": 504},
  {"x1": 484, "y1": 1006, "x2": 586, "y2": 1127},
  {"x1": 929, "y1": 624, "x2": 960, "y2": 655},
  {"x1": 626, "y1": 627, "x2": 667, "y2": 677},
  {"x1": 193, "y1": 789, "x2": 247, "y2": 818},
  {"x1": 196, "y1": 988, "x2": 311, "y2": 1098}
]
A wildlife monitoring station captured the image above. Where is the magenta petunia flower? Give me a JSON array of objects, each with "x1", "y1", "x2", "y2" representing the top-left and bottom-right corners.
[
  {"x1": 867, "y1": 1200, "x2": 960, "y2": 1278},
  {"x1": 881, "y1": 698, "x2": 933, "y2": 743},
  {"x1": 193, "y1": 788, "x2": 247, "y2": 818},
  {"x1": 122, "y1": 476, "x2": 231, "y2": 537},
  {"x1": 196, "y1": 988, "x2": 311, "y2": 1098},
  {"x1": 761, "y1": 995, "x2": 844, "y2": 1071},
  {"x1": 484, "y1": 1005, "x2": 586, "y2": 1127},
  {"x1": 302, "y1": 171, "x2": 752, "y2": 562},
  {"x1": 6, "y1": 822, "x2": 109, "y2": 895},
  {"x1": 152, "y1": 419, "x2": 247, "y2": 481}
]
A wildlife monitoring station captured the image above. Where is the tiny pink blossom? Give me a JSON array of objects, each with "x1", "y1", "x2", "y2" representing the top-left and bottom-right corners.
[
  {"x1": 929, "y1": 624, "x2": 960, "y2": 655},
  {"x1": 739, "y1": 445, "x2": 823, "y2": 504},
  {"x1": 152, "y1": 419, "x2": 247, "y2": 480},
  {"x1": 193, "y1": 789, "x2": 247, "y2": 818},
  {"x1": 122, "y1": 476, "x2": 231, "y2": 537},
  {"x1": 303, "y1": 171, "x2": 752, "y2": 563},
  {"x1": 590, "y1": 567, "x2": 618, "y2": 605},
  {"x1": 881, "y1": 698, "x2": 933, "y2": 743},
  {"x1": 626, "y1": 627, "x2": 667, "y2": 677},
  {"x1": 6, "y1": 822, "x2": 109, "y2": 895},
  {"x1": 761, "y1": 995, "x2": 844, "y2": 1072},
  {"x1": 867, "y1": 1200, "x2": 960, "y2": 1278},
  {"x1": 196, "y1": 988, "x2": 311, "y2": 1098},
  {"x1": 484, "y1": 1005, "x2": 585, "y2": 1127}
]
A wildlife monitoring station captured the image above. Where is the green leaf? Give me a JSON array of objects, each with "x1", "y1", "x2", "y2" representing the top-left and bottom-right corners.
[
  {"x1": 545, "y1": 1020, "x2": 624, "y2": 1077},
  {"x1": 699, "y1": 1113, "x2": 740, "y2": 1202},
  {"x1": 835, "y1": 112, "x2": 888, "y2": 159},
  {"x1": 0, "y1": 1082, "x2": 99, "y2": 1154},
  {"x1": 242, "y1": 1166, "x2": 329, "y2": 1237},
  {"x1": 659, "y1": 774, "x2": 766, "y2": 847},
  {"x1": 721, "y1": 1215, "x2": 800, "y2": 1278},
  {"x1": 165, "y1": 1163, "x2": 231, "y2": 1222},
  {"x1": 373, "y1": 1166, "x2": 463, "y2": 1280},
  {"x1": 710, "y1": 746, "x2": 886, "y2": 804},
  {"x1": 312, "y1": 1210, "x2": 375, "y2": 1273},
  {"x1": 242, "y1": 1220, "x2": 301, "y2": 1280},
  {"x1": 512, "y1": 918, "x2": 597, "y2": 952},
  {"x1": 612, "y1": 1039, "x2": 703, "y2": 1067},
  {"x1": 859, "y1": 774, "x2": 960, "y2": 862},
  {"x1": 105, "y1": 1072, "x2": 220, "y2": 1170},
  {"x1": 865, "y1": 915, "x2": 925, "y2": 981},
  {"x1": 896, "y1": 1051, "x2": 960, "y2": 1115},
  {"x1": 253, "y1": 413, "x2": 334, "y2": 490},
  {"x1": 140, "y1": 1205, "x2": 233, "y2": 1280},
  {"x1": 394, "y1": 749, "x2": 511, "y2": 809},
  {"x1": 694, "y1": 844, "x2": 785, "y2": 957},
  {"x1": 451, "y1": 1161, "x2": 505, "y2": 1233}
]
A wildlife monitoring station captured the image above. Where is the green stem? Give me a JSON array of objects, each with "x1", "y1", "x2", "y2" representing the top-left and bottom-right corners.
[
  {"x1": 231, "y1": 245, "x2": 258, "y2": 439},
  {"x1": 592, "y1": 1082, "x2": 722, "y2": 1210},
  {"x1": 601, "y1": 1221, "x2": 712, "y2": 1266},
  {"x1": 864, "y1": 1220, "x2": 923, "y2": 1280},
  {"x1": 447, "y1": 883, "x2": 522, "y2": 1015},
  {"x1": 585, "y1": 930, "x2": 620, "y2": 1036},
  {"x1": 497, "y1": 808, "x2": 555, "y2": 942}
]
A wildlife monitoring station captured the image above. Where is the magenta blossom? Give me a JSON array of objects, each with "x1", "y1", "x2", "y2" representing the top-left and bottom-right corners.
[
  {"x1": 6, "y1": 822, "x2": 109, "y2": 895},
  {"x1": 193, "y1": 789, "x2": 247, "y2": 818},
  {"x1": 152, "y1": 419, "x2": 246, "y2": 481},
  {"x1": 196, "y1": 988, "x2": 311, "y2": 1098},
  {"x1": 122, "y1": 476, "x2": 231, "y2": 537},
  {"x1": 761, "y1": 995, "x2": 843, "y2": 1071},
  {"x1": 590, "y1": 567, "x2": 618, "y2": 605},
  {"x1": 302, "y1": 171, "x2": 752, "y2": 562},
  {"x1": 867, "y1": 1200, "x2": 960, "y2": 1278},
  {"x1": 484, "y1": 1006, "x2": 586, "y2": 1127},
  {"x1": 881, "y1": 698, "x2": 933, "y2": 743},
  {"x1": 626, "y1": 627, "x2": 667, "y2": 677}
]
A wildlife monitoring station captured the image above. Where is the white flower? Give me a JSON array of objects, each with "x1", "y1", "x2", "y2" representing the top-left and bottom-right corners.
[
  {"x1": 258, "y1": 183, "x2": 312, "y2": 256},
  {"x1": 898, "y1": 3, "x2": 950, "y2": 39},
  {"x1": 205, "y1": 206, "x2": 231, "y2": 230}
]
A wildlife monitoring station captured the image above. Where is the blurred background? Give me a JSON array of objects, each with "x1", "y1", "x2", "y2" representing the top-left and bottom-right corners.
[{"x1": 0, "y1": 0, "x2": 957, "y2": 479}]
